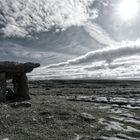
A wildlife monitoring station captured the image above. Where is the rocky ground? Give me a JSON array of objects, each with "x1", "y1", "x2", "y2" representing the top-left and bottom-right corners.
[{"x1": 0, "y1": 79, "x2": 140, "y2": 140}]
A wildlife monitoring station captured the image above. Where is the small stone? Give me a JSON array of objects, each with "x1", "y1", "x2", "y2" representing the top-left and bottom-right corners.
[
  {"x1": 10, "y1": 102, "x2": 31, "y2": 108},
  {"x1": 32, "y1": 117, "x2": 37, "y2": 121},
  {"x1": 5, "y1": 114, "x2": 10, "y2": 118},
  {"x1": 80, "y1": 112, "x2": 95, "y2": 122},
  {"x1": 2, "y1": 138, "x2": 9, "y2": 140},
  {"x1": 45, "y1": 88, "x2": 50, "y2": 90},
  {"x1": 39, "y1": 111, "x2": 51, "y2": 116}
]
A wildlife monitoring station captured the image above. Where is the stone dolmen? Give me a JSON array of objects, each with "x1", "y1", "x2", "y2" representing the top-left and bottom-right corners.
[{"x1": 0, "y1": 61, "x2": 40, "y2": 102}]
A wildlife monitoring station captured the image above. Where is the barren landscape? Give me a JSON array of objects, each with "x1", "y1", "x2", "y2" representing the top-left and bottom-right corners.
[
  {"x1": 1, "y1": 0, "x2": 140, "y2": 139},
  {"x1": 0, "y1": 79, "x2": 139, "y2": 140}
]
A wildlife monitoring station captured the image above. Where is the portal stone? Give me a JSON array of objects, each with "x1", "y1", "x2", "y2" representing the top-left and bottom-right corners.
[
  {"x1": 0, "y1": 61, "x2": 40, "y2": 102},
  {"x1": 13, "y1": 73, "x2": 30, "y2": 100},
  {"x1": 0, "y1": 72, "x2": 6, "y2": 102}
]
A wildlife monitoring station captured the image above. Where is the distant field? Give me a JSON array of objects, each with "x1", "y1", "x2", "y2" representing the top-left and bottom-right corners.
[{"x1": 29, "y1": 79, "x2": 140, "y2": 96}]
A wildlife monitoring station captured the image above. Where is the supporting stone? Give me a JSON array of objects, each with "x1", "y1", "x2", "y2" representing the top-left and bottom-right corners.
[
  {"x1": 0, "y1": 72, "x2": 6, "y2": 102},
  {"x1": 13, "y1": 73, "x2": 30, "y2": 100},
  {"x1": 18, "y1": 73, "x2": 30, "y2": 100}
]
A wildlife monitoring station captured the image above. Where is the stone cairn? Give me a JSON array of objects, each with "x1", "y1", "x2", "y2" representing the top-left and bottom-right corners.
[{"x1": 0, "y1": 61, "x2": 40, "y2": 102}]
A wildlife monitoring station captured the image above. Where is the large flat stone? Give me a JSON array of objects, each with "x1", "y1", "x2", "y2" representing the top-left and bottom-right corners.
[{"x1": 0, "y1": 61, "x2": 40, "y2": 73}]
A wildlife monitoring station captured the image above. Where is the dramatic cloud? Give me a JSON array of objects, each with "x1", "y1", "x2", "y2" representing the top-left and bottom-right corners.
[
  {"x1": 29, "y1": 39, "x2": 140, "y2": 80},
  {"x1": 0, "y1": 0, "x2": 98, "y2": 37},
  {"x1": 84, "y1": 21, "x2": 118, "y2": 45},
  {"x1": 30, "y1": 57, "x2": 140, "y2": 80},
  {"x1": 1, "y1": 0, "x2": 140, "y2": 80},
  {"x1": 46, "y1": 40, "x2": 140, "y2": 68}
]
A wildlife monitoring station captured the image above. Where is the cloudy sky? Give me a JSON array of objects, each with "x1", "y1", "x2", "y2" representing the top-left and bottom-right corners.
[{"x1": 0, "y1": 0, "x2": 140, "y2": 79}]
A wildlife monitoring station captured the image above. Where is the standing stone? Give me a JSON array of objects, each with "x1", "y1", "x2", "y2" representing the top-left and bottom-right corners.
[
  {"x1": 0, "y1": 72, "x2": 6, "y2": 102},
  {"x1": 13, "y1": 73, "x2": 30, "y2": 100},
  {"x1": 18, "y1": 73, "x2": 30, "y2": 100}
]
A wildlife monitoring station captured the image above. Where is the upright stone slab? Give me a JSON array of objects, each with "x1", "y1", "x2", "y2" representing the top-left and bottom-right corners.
[
  {"x1": 0, "y1": 72, "x2": 6, "y2": 102},
  {"x1": 13, "y1": 73, "x2": 30, "y2": 100},
  {"x1": 18, "y1": 73, "x2": 30, "y2": 100}
]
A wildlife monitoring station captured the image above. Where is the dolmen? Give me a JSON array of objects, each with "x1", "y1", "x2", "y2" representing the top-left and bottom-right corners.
[{"x1": 0, "y1": 61, "x2": 40, "y2": 102}]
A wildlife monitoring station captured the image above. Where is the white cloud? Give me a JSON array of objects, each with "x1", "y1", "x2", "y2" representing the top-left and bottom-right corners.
[
  {"x1": 84, "y1": 21, "x2": 118, "y2": 45},
  {"x1": 30, "y1": 58, "x2": 140, "y2": 80},
  {"x1": 0, "y1": 0, "x2": 97, "y2": 37},
  {"x1": 29, "y1": 40, "x2": 140, "y2": 79},
  {"x1": 46, "y1": 40, "x2": 140, "y2": 68}
]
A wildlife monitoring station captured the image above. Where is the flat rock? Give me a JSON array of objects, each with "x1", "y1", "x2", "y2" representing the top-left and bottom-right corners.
[
  {"x1": 80, "y1": 112, "x2": 95, "y2": 122},
  {"x1": 10, "y1": 102, "x2": 31, "y2": 108},
  {"x1": 67, "y1": 96, "x2": 140, "y2": 106},
  {"x1": 0, "y1": 61, "x2": 40, "y2": 73}
]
